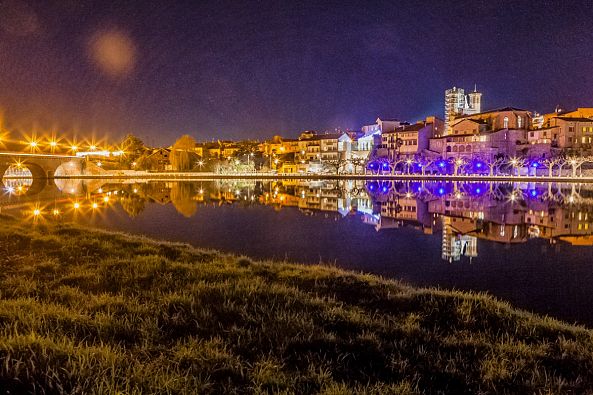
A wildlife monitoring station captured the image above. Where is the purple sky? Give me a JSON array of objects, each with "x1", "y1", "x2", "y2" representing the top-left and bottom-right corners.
[{"x1": 0, "y1": 0, "x2": 592, "y2": 145}]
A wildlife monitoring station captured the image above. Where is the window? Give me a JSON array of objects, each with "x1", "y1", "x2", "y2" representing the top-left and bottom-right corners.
[
  {"x1": 518, "y1": 116, "x2": 523, "y2": 128},
  {"x1": 503, "y1": 116, "x2": 509, "y2": 129}
]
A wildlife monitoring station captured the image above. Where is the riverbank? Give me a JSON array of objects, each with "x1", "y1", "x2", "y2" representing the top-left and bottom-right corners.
[{"x1": 1, "y1": 216, "x2": 593, "y2": 393}]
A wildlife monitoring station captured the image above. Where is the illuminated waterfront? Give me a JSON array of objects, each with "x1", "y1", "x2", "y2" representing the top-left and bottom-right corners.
[{"x1": 4, "y1": 177, "x2": 593, "y2": 326}]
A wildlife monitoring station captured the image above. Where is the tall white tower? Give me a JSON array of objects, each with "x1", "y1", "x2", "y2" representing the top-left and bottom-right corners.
[
  {"x1": 444, "y1": 85, "x2": 483, "y2": 134},
  {"x1": 444, "y1": 87, "x2": 465, "y2": 133}
]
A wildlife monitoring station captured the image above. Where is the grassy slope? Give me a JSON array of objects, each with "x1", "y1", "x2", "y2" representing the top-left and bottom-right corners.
[{"x1": 0, "y1": 215, "x2": 592, "y2": 394}]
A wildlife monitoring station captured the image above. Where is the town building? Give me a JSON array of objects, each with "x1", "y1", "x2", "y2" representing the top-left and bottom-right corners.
[
  {"x1": 429, "y1": 107, "x2": 540, "y2": 159},
  {"x1": 359, "y1": 118, "x2": 408, "y2": 159},
  {"x1": 444, "y1": 86, "x2": 482, "y2": 133},
  {"x1": 378, "y1": 116, "x2": 444, "y2": 159},
  {"x1": 547, "y1": 116, "x2": 593, "y2": 153},
  {"x1": 142, "y1": 148, "x2": 172, "y2": 171}
]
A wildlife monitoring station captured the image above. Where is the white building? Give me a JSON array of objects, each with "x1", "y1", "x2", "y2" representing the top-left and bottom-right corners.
[
  {"x1": 444, "y1": 86, "x2": 482, "y2": 133},
  {"x1": 359, "y1": 118, "x2": 408, "y2": 158}
]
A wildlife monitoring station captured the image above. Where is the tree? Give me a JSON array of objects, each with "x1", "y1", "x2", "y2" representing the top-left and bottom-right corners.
[
  {"x1": 565, "y1": 156, "x2": 587, "y2": 178},
  {"x1": 486, "y1": 156, "x2": 505, "y2": 176},
  {"x1": 415, "y1": 155, "x2": 434, "y2": 176},
  {"x1": 171, "y1": 135, "x2": 198, "y2": 171},
  {"x1": 118, "y1": 134, "x2": 146, "y2": 167},
  {"x1": 323, "y1": 158, "x2": 347, "y2": 174},
  {"x1": 349, "y1": 156, "x2": 366, "y2": 175},
  {"x1": 543, "y1": 157, "x2": 562, "y2": 177}
]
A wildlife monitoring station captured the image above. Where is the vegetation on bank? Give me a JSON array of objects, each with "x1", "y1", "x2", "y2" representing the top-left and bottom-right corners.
[{"x1": 0, "y1": 216, "x2": 593, "y2": 394}]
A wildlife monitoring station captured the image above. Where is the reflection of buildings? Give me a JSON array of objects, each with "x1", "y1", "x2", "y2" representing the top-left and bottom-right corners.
[
  {"x1": 364, "y1": 182, "x2": 593, "y2": 261},
  {"x1": 9, "y1": 178, "x2": 593, "y2": 264},
  {"x1": 442, "y1": 217, "x2": 478, "y2": 262}
]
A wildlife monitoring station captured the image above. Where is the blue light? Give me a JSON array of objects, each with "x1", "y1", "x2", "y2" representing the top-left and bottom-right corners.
[
  {"x1": 438, "y1": 161, "x2": 446, "y2": 168},
  {"x1": 531, "y1": 162, "x2": 539, "y2": 168},
  {"x1": 438, "y1": 187, "x2": 445, "y2": 195},
  {"x1": 530, "y1": 190, "x2": 538, "y2": 197},
  {"x1": 476, "y1": 163, "x2": 482, "y2": 168},
  {"x1": 476, "y1": 188, "x2": 481, "y2": 194},
  {"x1": 382, "y1": 163, "x2": 388, "y2": 169}
]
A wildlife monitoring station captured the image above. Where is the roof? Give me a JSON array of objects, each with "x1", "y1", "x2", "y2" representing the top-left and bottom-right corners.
[
  {"x1": 382, "y1": 122, "x2": 431, "y2": 134},
  {"x1": 307, "y1": 133, "x2": 344, "y2": 141},
  {"x1": 454, "y1": 118, "x2": 488, "y2": 125},
  {"x1": 377, "y1": 117, "x2": 401, "y2": 122},
  {"x1": 456, "y1": 106, "x2": 530, "y2": 118},
  {"x1": 429, "y1": 133, "x2": 477, "y2": 140},
  {"x1": 554, "y1": 116, "x2": 593, "y2": 122},
  {"x1": 533, "y1": 126, "x2": 561, "y2": 131}
]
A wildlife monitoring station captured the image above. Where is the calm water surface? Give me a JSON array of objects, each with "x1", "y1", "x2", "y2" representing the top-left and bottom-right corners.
[{"x1": 3, "y1": 177, "x2": 593, "y2": 327}]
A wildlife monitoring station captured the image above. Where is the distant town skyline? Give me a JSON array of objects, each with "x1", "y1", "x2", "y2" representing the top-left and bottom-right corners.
[{"x1": 1, "y1": 0, "x2": 592, "y2": 144}]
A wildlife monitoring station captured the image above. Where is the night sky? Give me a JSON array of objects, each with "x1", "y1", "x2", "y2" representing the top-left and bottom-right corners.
[{"x1": 0, "y1": 0, "x2": 591, "y2": 145}]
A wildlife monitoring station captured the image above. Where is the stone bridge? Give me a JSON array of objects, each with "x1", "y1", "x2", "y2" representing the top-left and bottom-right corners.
[
  {"x1": 0, "y1": 152, "x2": 85, "y2": 196},
  {"x1": 0, "y1": 152, "x2": 84, "y2": 179}
]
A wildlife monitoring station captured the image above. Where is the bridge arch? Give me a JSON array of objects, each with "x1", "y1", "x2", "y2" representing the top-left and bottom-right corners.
[{"x1": 1, "y1": 162, "x2": 51, "y2": 196}]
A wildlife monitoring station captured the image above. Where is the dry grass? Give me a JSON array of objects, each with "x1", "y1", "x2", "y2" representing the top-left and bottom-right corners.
[{"x1": 0, "y1": 214, "x2": 592, "y2": 394}]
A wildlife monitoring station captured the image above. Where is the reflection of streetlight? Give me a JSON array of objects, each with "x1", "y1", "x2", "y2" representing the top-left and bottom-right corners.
[{"x1": 96, "y1": 161, "x2": 102, "y2": 167}]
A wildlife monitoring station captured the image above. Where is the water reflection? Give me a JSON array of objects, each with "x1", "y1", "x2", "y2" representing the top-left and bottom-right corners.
[
  {"x1": 5, "y1": 178, "x2": 593, "y2": 264},
  {"x1": 5, "y1": 178, "x2": 593, "y2": 325}
]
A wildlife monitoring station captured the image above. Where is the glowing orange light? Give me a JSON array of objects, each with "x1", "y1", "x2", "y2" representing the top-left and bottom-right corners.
[{"x1": 73, "y1": 202, "x2": 80, "y2": 209}]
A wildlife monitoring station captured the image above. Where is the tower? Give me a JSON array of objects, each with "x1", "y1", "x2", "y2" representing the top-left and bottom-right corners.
[
  {"x1": 467, "y1": 85, "x2": 482, "y2": 114},
  {"x1": 444, "y1": 85, "x2": 483, "y2": 134},
  {"x1": 444, "y1": 87, "x2": 465, "y2": 133}
]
